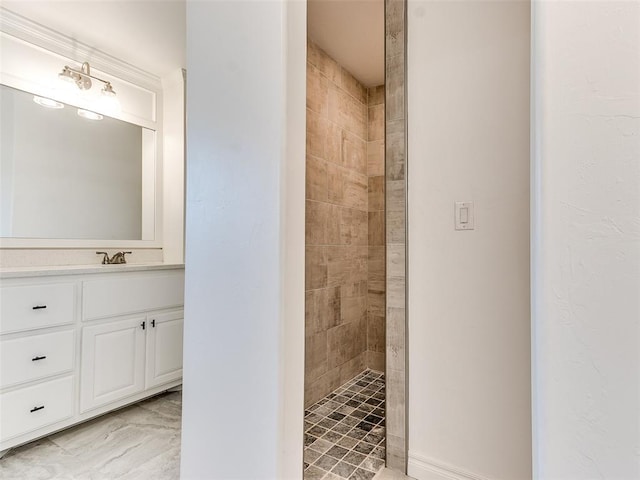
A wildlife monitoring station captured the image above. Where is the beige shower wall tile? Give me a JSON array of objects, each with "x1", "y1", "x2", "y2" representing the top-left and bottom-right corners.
[
  {"x1": 326, "y1": 121, "x2": 343, "y2": 166},
  {"x1": 368, "y1": 85, "x2": 385, "y2": 106},
  {"x1": 341, "y1": 294, "x2": 367, "y2": 325},
  {"x1": 367, "y1": 140, "x2": 385, "y2": 177},
  {"x1": 368, "y1": 246, "x2": 385, "y2": 278},
  {"x1": 305, "y1": 246, "x2": 327, "y2": 290},
  {"x1": 339, "y1": 352, "x2": 366, "y2": 385},
  {"x1": 368, "y1": 211, "x2": 385, "y2": 246},
  {"x1": 368, "y1": 272, "x2": 385, "y2": 299},
  {"x1": 327, "y1": 319, "x2": 367, "y2": 370},
  {"x1": 307, "y1": 62, "x2": 328, "y2": 117},
  {"x1": 367, "y1": 351, "x2": 385, "y2": 372},
  {"x1": 341, "y1": 280, "x2": 368, "y2": 300},
  {"x1": 303, "y1": 351, "x2": 366, "y2": 404},
  {"x1": 305, "y1": 366, "x2": 341, "y2": 406},
  {"x1": 368, "y1": 291, "x2": 385, "y2": 318},
  {"x1": 306, "y1": 108, "x2": 328, "y2": 159},
  {"x1": 341, "y1": 67, "x2": 367, "y2": 104},
  {"x1": 368, "y1": 104, "x2": 385, "y2": 142},
  {"x1": 367, "y1": 314, "x2": 385, "y2": 353},
  {"x1": 368, "y1": 176, "x2": 385, "y2": 212},
  {"x1": 306, "y1": 156, "x2": 327, "y2": 201},
  {"x1": 328, "y1": 164, "x2": 368, "y2": 211},
  {"x1": 308, "y1": 40, "x2": 341, "y2": 84},
  {"x1": 328, "y1": 85, "x2": 367, "y2": 140},
  {"x1": 326, "y1": 246, "x2": 368, "y2": 289},
  {"x1": 337, "y1": 207, "x2": 368, "y2": 246},
  {"x1": 306, "y1": 286, "x2": 341, "y2": 334},
  {"x1": 305, "y1": 331, "x2": 328, "y2": 383},
  {"x1": 306, "y1": 200, "x2": 328, "y2": 245},
  {"x1": 342, "y1": 130, "x2": 367, "y2": 175}
]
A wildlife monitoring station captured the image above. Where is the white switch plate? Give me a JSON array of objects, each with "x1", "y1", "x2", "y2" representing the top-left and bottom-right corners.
[{"x1": 455, "y1": 201, "x2": 474, "y2": 230}]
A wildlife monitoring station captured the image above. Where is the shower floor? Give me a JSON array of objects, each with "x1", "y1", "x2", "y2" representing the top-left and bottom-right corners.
[{"x1": 304, "y1": 370, "x2": 385, "y2": 480}]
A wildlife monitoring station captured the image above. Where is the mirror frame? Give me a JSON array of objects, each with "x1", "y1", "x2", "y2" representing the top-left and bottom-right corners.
[{"x1": 0, "y1": 26, "x2": 164, "y2": 249}]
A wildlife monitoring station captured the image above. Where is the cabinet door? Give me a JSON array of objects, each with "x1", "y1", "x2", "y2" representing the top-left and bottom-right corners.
[
  {"x1": 80, "y1": 316, "x2": 146, "y2": 412},
  {"x1": 146, "y1": 310, "x2": 183, "y2": 388}
]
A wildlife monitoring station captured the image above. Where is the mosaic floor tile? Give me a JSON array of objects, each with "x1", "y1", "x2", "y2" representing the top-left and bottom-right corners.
[{"x1": 304, "y1": 370, "x2": 386, "y2": 479}]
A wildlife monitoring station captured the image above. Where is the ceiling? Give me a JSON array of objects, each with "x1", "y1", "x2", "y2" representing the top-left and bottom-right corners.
[
  {"x1": 308, "y1": 0, "x2": 385, "y2": 87},
  {"x1": 2, "y1": 0, "x2": 384, "y2": 86}
]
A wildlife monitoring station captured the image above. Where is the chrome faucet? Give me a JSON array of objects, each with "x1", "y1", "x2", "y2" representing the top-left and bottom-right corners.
[{"x1": 96, "y1": 251, "x2": 132, "y2": 265}]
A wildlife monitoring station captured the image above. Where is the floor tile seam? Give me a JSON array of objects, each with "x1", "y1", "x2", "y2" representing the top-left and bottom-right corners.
[
  {"x1": 309, "y1": 392, "x2": 385, "y2": 414},
  {"x1": 306, "y1": 437, "x2": 385, "y2": 467},
  {"x1": 305, "y1": 418, "x2": 385, "y2": 437},
  {"x1": 310, "y1": 456, "x2": 382, "y2": 479},
  {"x1": 304, "y1": 405, "x2": 386, "y2": 426}
]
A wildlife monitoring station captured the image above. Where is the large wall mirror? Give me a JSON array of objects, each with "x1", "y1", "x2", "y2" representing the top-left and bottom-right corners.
[{"x1": 0, "y1": 84, "x2": 156, "y2": 241}]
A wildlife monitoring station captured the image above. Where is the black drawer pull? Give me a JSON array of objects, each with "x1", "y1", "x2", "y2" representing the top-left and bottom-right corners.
[
  {"x1": 32, "y1": 355, "x2": 47, "y2": 362},
  {"x1": 30, "y1": 405, "x2": 45, "y2": 413},
  {"x1": 141, "y1": 321, "x2": 146, "y2": 330},
  {"x1": 32, "y1": 305, "x2": 47, "y2": 310}
]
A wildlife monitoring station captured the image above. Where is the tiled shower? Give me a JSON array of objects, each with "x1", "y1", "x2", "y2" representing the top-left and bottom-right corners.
[{"x1": 304, "y1": 40, "x2": 386, "y2": 479}]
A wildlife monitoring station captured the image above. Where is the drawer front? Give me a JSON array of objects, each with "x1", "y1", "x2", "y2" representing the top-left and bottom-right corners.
[
  {"x1": 0, "y1": 330, "x2": 75, "y2": 389},
  {"x1": 83, "y1": 271, "x2": 184, "y2": 320},
  {"x1": 0, "y1": 376, "x2": 74, "y2": 442},
  {"x1": 0, "y1": 283, "x2": 75, "y2": 334}
]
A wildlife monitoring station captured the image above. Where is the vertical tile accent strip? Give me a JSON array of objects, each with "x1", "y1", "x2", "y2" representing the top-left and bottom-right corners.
[{"x1": 385, "y1": 0, "x2": 407, "y2": 472}]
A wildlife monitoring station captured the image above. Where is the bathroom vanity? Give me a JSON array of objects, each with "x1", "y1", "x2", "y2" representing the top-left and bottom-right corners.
[
  {"x1": 0, "y1": 264, "x2": 184, "y2": 452},
  {"x1": 0, "y1": 9, "x2": 187, "y2": 455}
]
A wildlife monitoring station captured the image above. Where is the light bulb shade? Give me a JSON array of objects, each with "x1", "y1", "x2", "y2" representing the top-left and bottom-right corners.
[
  {"x1": 77, "y1": 109, "x2": 103, "y2": 121},
  {"x1": 58, "y1": 67, "x2": 76, "y2": 82},
  {"x1": 33, "y1": 96, "x2": 64, "y2": 109},
  {"x1": 95, "y1": 93, "x2": 121, "y2": 116},
  {"x1": 102, "y1": 83, "x2": 116, "y2": 97}
]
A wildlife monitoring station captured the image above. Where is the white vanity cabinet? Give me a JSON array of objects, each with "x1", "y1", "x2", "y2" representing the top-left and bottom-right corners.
[
  {"x1": 145, "y1": 310, "x2": 184, "y2": 388},
  {"x1": 0, "y1": 265, "x2": 184, "y2": 452},
  {"x1": 0, "y1": 280, "x2": 77, "y2": 447},
  {"x1": 80, "y1": 309, "x2": 184, "y2": 412},
  {"x1": 80, "y1": 315, "x2": 147, "y2": 412}
]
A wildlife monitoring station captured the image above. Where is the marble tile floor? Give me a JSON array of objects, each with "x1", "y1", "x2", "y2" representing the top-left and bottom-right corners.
[
  {"x1": 0, "y1": 391, "x2": 181, "y2": 480},
  {"x1": 304, "y1": 370, "x2": 386, "y2": 480}
]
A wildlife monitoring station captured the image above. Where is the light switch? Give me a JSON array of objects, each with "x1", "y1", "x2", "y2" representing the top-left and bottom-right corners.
[{"x1": 455, "y1": 201, "x2": 474, "y2": 230}]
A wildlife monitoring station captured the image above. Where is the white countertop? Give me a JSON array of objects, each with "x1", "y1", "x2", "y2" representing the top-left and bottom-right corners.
[{"x1": 0, "y1": 263, "x2": 185, "y2": 279}]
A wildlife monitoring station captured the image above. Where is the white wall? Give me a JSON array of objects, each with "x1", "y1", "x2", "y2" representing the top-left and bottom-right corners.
[
  {"x1": 407, "y1": 1, "x2": 532, "y2": 479},
  {"x1": 532, "y1": 1, "x2": 640, "y2": 478},
  {"x1": 162, "y1": 69, "x2": 185, "y2": 263},
  {"x1": 181, "y1": 1, "x2": 305, "y2": 478}
]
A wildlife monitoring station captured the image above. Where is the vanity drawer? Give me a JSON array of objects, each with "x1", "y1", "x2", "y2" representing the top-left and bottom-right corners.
[
  {"x1": 83, "y1": 272, "x2": 184, "y2": 320},
  {"x1": 0, "y1": 330, "x2": 75, "y2": 389},
  {"x1": 0, "y1": 376, "x2": 74, "y2": 442},
  {"x1": 0, "y1": 283, "x2": 75, "y2": 334}
]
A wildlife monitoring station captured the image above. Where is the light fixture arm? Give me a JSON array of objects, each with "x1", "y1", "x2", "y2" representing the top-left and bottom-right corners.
[{"x1": 59, "y1": 62, "x2": 116, "y2": 95}]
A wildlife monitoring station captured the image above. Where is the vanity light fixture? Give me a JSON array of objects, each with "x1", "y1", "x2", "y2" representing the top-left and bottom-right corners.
[
  {"x1": 58, "y1": 61, "x2": 118, "y2": 98},
  {"x1": 77, "y1": 109, "x2": 103, "y2": 121},
  {"x1": 33, "y1": 96, "x2": 64, "y2": 109}
]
